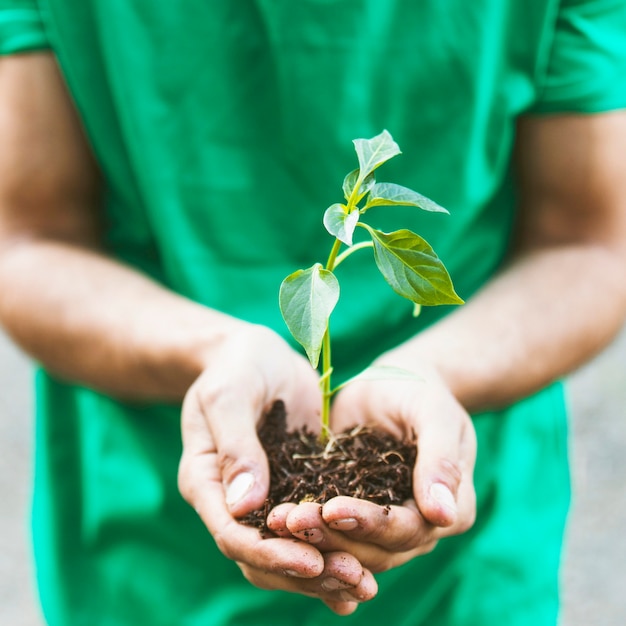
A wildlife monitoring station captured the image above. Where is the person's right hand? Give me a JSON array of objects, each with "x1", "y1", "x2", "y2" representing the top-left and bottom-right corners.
[{"x1": 177, "y1": 323, "x2": 377, "y2": 615}]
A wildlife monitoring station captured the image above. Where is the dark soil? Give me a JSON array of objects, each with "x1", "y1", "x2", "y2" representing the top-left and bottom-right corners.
[{"x1": 239, "y1": 400, "x2": 416, "y2": 532}]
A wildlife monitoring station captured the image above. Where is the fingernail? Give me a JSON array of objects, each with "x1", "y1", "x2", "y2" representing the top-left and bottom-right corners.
[
  {"x1": 328, "y1": 518, "x2": 358, "y2": 531},
  {"x1": 339, "y1": 591, "x2": 360, "y2": 602},
  {"x1": 294, "y1": 528, "x2": 323, "y2": 544},
  {"x1": 283, "y1": 569, "x2": 305, "y2": 578},
  {"x1": 429, "y1": 483, "x2": 457, "y2": 515},
  {"x1": 321, "y1": 577, "x2": 352, "y2": 591},
  {"x1": 226, "y1": 472, "x2": 255, "y2": 507}
]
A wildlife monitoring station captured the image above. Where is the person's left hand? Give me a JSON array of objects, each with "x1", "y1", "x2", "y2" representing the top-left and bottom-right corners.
[
  {"x1": 267, "y1": 355, "x2": 477, "y2": 573},
  {"x1": 177, "y1": 323, "x2": 379, "y2": 615}
]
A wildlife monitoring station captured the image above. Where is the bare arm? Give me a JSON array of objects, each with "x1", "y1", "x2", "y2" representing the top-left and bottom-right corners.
[
  {"x1": 0, "y1": 52, "x2": 380, "y2": 613},
  {"x1": 398, "y1": 111, "x2": 626, "y2": 411},
  {"x1": 326, "y1": 111, "x2": 626, "y2": 529},
  {"x1": 286, "y1": 110, "x2": 626, "y2": 568},
  {"x1": 0, "y1": 52, "x2": 239, "y2": 401}
]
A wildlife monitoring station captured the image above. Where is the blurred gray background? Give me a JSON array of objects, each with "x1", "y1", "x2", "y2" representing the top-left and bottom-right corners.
[{"x1": 1, "y1": 326, "x2": 625, "y2": 625}]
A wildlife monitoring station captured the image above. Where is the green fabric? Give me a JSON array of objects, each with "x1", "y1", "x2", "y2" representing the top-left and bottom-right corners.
[
  {"x1": 1, "y1": 1, "x2": 625, "y2": 624},
  {"x1": 532, "y1": 0, "x2": 626, "y2": 113},
  {"x1": 0, "y1": 0, "x2": 48, "y2": 54},
  {"x1": 34, "y1": 374, "x2": 570, "y2": 626}
]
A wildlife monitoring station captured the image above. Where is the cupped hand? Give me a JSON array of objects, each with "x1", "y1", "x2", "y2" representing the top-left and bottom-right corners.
[
  {"x1": 177, "y1": 323, "x2": 376, "y2": 613},
  {"x1": 267, "y1": 353, "x2": 477, "y2": 573}
]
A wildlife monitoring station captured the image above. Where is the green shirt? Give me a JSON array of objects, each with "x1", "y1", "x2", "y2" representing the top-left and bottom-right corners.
[{"x1": 2, "y1": 1, "x2": 626, "y2": 625}]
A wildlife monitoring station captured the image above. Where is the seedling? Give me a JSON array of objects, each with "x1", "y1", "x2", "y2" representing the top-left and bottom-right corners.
[{"x1": 279, "y1": 130, "x2": 463, "y2": 442}]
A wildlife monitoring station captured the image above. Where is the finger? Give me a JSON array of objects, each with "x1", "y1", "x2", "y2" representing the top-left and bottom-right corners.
[
  {"x1": 412, "y1": 395, "x2": 475, "y2": 528},
  {"x1": 185, "y1": 371, "x2": 271, "y2": 518},
  {"x1": 184, "y1": 460, "x2": 325, "y2": 577},
  {"x1": 285, "y1": 502, "x2": 328, "y2": 545},
  {"x1": 321, "y1": 496, "x2": 435, "y2": 552},
  {"x1": 266, "y1": 502, "x2": 298, "y2": 537},
  {"x1": 322, "y1": 599, "x2": 359, "y2": 616},
  {"x1": 241, "y1": 551, "x2": 377, "y2": 606},
  {"x1": 431, "y1": 425, "x2": 477, "y2": 539},
  {"x1": 283, "y1": 500, "x2": 430, "y2": 572},
  {"x1": 321, "y1": 551, "x2": 372, "y2": 591},
  {"x1": 179, "y1": 393, "x2": 326, "y2": 577}
]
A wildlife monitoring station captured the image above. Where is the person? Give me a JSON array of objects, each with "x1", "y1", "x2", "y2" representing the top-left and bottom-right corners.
[{"x1": 1, "y1": 1, "x2": 625, "y2": 624}]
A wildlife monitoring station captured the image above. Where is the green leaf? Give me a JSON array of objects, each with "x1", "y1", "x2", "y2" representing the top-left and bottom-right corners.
[
  {"x1": 342, "y1": 169, "x2": 375, "y2": 203},
  {"x1": 365, "y1": 182, "x2": 449, "y2": 214},
  {"x1": 362, "y1": 226, "x2": 464, "y2": 306},
  {"x1": 279, "y1": 264, "x2": 340, "y2": 368},
  {"x1": 331, "y1": 365, "x2": 422, "y2": 395},
  {"x1": 353, "y1": 130, "x2": 401, "y2": 181},
  {"x1": 323, "y1": 203, "x2": 360, "y2": 246}
]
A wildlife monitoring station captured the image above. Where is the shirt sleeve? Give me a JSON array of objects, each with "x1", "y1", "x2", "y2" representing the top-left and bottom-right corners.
[
  {"x1": 532, "y1": 0, "x2": 626, "y2": 113},
  {"x1": 0, "y1": 0, "x2": 50, "y2": 55}
]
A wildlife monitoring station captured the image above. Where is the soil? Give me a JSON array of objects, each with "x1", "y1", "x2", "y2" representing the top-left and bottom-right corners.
[{"x1": 239, "y1": 400, "x2": 416, "y2": 532}]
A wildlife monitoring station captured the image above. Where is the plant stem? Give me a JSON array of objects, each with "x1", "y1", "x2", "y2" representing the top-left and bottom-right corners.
[
  {"x1": 325, "y1": 238, "x2": 343, "y2": 272},
  {"x1": 320, "y1": 328, "x2": 332, "y2": 440},
  {"x1": 334, "y1": 241, "x2": 374, "y2": 269},
  {"x1": 318, "y1": 238, "x2": 343, "y2": 442},
  {"x1": 319, "y1": 186, "x2": 362, "y2": 441}
]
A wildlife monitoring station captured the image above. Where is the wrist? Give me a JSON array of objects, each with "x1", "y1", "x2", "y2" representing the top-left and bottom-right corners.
[
  {"x1": 374, "y1": 334, "x2": 470, "y2": 406},
  {"x1": 140, "y1": 302, "x2": 248, "y2": 402}
]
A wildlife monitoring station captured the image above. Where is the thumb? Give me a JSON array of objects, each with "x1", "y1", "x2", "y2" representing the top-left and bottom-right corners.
[
  {"x1": 411, "y1": 398, "x2": 471, "y2": 528},
  {"x1": 211, "y1": 396, "x2": 271, "y2": 519},
  {"x1": 181, "y1": 376, "x2": 271, "y2": 519},
  {"x1": 222, "y1": 454, "x2": 269, "y2": 519},
  {"x1": 414, "y1": 455, "x2": 462, "y2": 528}
]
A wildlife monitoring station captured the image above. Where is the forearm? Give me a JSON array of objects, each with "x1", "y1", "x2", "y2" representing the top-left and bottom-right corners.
[
  {"x1": 386, "y1": 242, "x2": 626, "y2": 412},
  {"x1": 0, "y1": 238, "x2": 241, "y2": 401}
]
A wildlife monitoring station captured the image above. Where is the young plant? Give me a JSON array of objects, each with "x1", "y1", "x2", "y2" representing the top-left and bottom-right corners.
[{"x1": 279, "y1": 130, "x2": 463, "y2": 441}]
